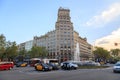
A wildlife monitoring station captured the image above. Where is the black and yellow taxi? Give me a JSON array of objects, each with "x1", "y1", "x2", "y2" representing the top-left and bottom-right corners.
[
  {"x1": 35, "y1": 63, "x2": 52, "y2": 71},
  {"x1": 16, "y1": 62, "x2": 28, "y2": 67}
]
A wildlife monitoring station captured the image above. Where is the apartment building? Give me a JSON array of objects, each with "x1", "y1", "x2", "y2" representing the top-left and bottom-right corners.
[
  {"x1": 25, "y1": 40, "x2": 33, "y2": 51},
  {"x1": 18, "y1": 40, "x2": 33, "y2": 51}
]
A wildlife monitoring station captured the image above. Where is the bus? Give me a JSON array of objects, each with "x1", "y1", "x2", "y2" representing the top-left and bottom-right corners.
[
  {"x1": 29, "y1": 58, "x2": 59, "y2": 66},
  {"x1": 43, "y1": 59, "x2": 59, "y2": 65},
  {"x1": 29, "y1": 58, "x2": 42, "y2": 67}
]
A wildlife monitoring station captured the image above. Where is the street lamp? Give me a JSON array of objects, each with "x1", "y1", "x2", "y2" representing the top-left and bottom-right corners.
[{"x1": 114, "y1": 42, "x2": 120, "y2": 47}]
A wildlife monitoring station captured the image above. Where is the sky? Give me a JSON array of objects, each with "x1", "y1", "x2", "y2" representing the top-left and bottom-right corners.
[{"x1": 0, "y1": 0, "x2": 120, "y2": 50}]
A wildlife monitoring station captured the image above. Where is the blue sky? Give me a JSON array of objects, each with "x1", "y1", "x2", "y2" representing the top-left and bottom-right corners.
[{"x1": 0, "y1": 0, "x2": 120, "y2": 48}]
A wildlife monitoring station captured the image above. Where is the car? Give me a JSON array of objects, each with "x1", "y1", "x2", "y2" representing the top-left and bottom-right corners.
[
  {"x1": 46, "y1": 63, "x2": 59, "y2": 70},
  {"x1": 0, "y1": 62, "x2": 14, "y2": 70},
  {"x1": 113, "y1": 63, "x2": 120, "y2": 73},
  {"x1": 35, "y1": 63, "x2": 52, "y2": 71},
  {"x1": 61, "y1": 62, "x2": 78, "y2": 70},
  {"x1": 116, "y1": 61, "x2": 120, "y2": 64},
  {"x1": 16, "y1": 62, "x2": 28, "y2": 67},
  {"x1": 82, "y1": 61, "x2": 101, "y2": 66}
]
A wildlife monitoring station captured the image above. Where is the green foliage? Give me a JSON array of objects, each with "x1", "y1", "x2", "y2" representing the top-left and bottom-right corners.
[
  {"x1": 110, "y1": 49, "x2": 120, "y2": 57},
  {"x1": 0, "y1": 34, "x2": 49, "y2": 61},
  {"x1": 29, "y1": 46, "x2": 48, "y2": 58},
  {"x1": 18, "y1": 49, "x2": 27, "y2": 57},
  {"x1": 93, "y1": 47, "x2": 110, "y2": 61},
  {"x1": 0, "y1": 34, "x2": 6, "y2": 59},
  {"x1": 0, "y1": 34, "x2": 18, "y2": 61},
  {"x1": 5, "y1": 41, "x2": 18, "y2": 60},
  {"x1": 110, "y1": 49, "x2": 120, "y2": 61},
  {"x1": 0, "y1": 34, "x2": 6, "y2": 47}
]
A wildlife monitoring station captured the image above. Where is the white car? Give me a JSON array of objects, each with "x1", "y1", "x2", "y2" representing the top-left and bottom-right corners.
[
  {"x1": 113, "y1": 63, "x2": 120, "y2": 73},
  {"x1": 61, "y1": 62, "x2": 78, "y2": 70},
  {"x1": 116, "y1": 61, "x2": 120, "y2": 64}
]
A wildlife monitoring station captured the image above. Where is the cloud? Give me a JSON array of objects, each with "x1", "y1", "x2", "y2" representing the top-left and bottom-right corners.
[
  {"x1": 97, "y1": 40, "x2": 109, "y2": 45},
  {"x1": 85, "y1": 3, "x2": 120, "y2": 27},
  {"x1": 95, "y1": 28, "x2": 120, "y2": 50}
]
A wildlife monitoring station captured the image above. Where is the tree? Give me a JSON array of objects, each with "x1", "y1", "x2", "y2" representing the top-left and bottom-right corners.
[
  {"x1": 0, "y1": 34, "x2": 6, "y2": 60},
  {"x1": 93, "y1": 47, "x2": 110, "y2": 62},
  {"x1": 18, "y1": 49, "x2": 27, "y2": 57},
  {"x1": 41, "y1": 47, "x2": 48, "y2": 58},
  {"x1": 110, "y1": 49, "x2": 120, "y2": 57},
  {"x1": 0, "y1": 34, "x2": 6, "y2": 47},
  {"x1": 0, "y1": 34, "x2": 18, "y2": 61},
  {"x1": 110, "y1": 49, "x2": 120, "y2": 62},
  {"x1": 5, "y1": 41, "x2": 18, "y2": 61},
  {"x1": 16, "y1": 48, "x2": 28, "y2": 62},
  {"x1": 29, "y1": 46, "x2": 48, "y2": 58}
]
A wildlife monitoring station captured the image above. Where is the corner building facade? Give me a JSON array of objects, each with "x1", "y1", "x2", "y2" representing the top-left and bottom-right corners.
[{"x1": 33, "y1": 7, "x2": 92, "y2": 62}]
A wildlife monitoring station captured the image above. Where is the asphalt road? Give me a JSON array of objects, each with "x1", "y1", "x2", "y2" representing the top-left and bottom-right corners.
[{"x1": 0, "y1": 66, "x2": 120, "y2": 80}]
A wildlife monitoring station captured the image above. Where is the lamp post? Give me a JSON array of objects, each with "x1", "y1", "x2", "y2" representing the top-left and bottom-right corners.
[
  {"x1": 114, "y1": 42, "x2": 120, "y2": 49},
  {"x1": 114, "y1": 43, "x2": 120, "y2": 46}
]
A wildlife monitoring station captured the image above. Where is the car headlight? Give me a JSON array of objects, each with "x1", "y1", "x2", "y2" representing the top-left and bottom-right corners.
[{"x1": 45, "y1": 67, "x2": 48, "y2": 68}]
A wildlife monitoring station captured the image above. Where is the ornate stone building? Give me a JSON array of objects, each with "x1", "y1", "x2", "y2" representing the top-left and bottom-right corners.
[
  {"x1": 18, "y1": 7, "x2": 92, "y2": 62},
  {"x1": 33, "y1": 7, "x2": 92, "y2": 61}
]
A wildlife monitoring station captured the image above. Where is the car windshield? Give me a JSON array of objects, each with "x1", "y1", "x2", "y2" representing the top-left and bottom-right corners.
[
  {"x1": 115, "y1": 64, "x2": 120, "y2": 66},
  {"x1": 116, "y1": 61, "x2": 120, "y2": 64},
  {"x1": 49, "y1": 63, "x2": 55, "y2": 66},
  {"x1": 42, "y1": 63, "x2": 49, "y2": 67}
]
